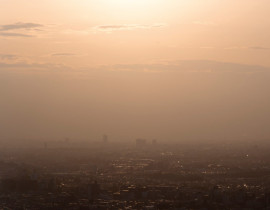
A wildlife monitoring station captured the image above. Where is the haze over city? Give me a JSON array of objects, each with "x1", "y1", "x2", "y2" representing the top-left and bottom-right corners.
[
  {"x1": 1, "y1": 0, "x2": 270, "y2": 142},
  {"x1": 2, "y1": 1, "x2": 270, "y2": 209}
]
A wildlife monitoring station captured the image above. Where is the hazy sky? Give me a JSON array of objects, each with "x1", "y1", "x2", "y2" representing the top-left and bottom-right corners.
[{"x1": 1, "y1": 1, "x2": 270, "y2": 141}]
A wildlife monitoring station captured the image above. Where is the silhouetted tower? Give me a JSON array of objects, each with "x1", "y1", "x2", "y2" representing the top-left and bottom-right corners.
[
  {"x1": 103, "y1": 134, "x2": 108, "y2": 144},
  {"x1": 88, "y1": 181, "x2": 100, "y2": 201}
]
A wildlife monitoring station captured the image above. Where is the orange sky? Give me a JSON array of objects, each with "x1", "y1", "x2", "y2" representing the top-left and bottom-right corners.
[
  {"x1": 1, "y1": 0, "x2": 270, "y2": 68},
  {"x1": 1, "y1": 1, "x2": 270, "y2": 141}
]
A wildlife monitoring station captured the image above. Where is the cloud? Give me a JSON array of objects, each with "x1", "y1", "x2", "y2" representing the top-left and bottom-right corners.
[
  {"x1": 48, "y1": 53, "x2": 87, "y2": 58},
  {"x1": 0, "y1": 22, "x2": 43, "y2": 37},
  {"x1": 1, "y1": 59, "x2": 269, "y2": 77},
  {"x1": 0, "y1": 32, "x2": 33, "y2": 37},
  {"x1": 224, "y1": 46, "x2": 270, "y2": 51},
  {"x1": 0, "y1": 61, "x2": 72, "y2": 73},
  {"x1": 0, "y1": 22, "x2": 43, "y2": 31},
  {"x1": 0, "y1": 62, "x2": 53, "y2": 69},
  {"x1": 51, "y1": 53, "x2": 77, "y2": 57},
  {"x1": 93, "y1": 23, "x2": 166, "y2": 33},
  {"x1": 249, "y1": 46, "x2": 270, "y2": 50},
  {"x1": 61, "y1": 23, "x2": 167, "y2": 35},
  {"x1": 0, "y1": 54, "x2": 18, "y2": 60},
  {"x1": 100, "y1": 60, "x2": 270, "y2": 74}
]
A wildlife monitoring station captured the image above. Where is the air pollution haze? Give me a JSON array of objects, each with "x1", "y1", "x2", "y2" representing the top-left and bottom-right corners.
[
  {"x1": 1, "y1": 60, "x2": 270, "y2": 141},
  {"x1": 1, "y1": 1, "x2": 270, "y2": 209},
  {"x1": 1, "y1": 0, "x2": 270, "y2": 142}
]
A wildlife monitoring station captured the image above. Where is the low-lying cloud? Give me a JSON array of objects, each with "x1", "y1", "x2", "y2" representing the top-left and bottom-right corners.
[
  {"x1": 0, "y1": 22, "x2": 43, "y2": 31},
  {"x1": 1, "y1": 59, "x2": 269, "y2": 75},
  {"x1": 51, "y1": 53, "x2": 77, "y2": 57},
  {"x1": 249, "y1": 46, "x2": 270, "y2": 50},
  {"x1": 101, "y1": 60, "x2": 270, "y2": 74},
  {"x1": 0, "y1": 54, "x2": 18, "y2": 60},
  {"x1": 93, "y1": 23, "x2": 166, "y2": 33},
  {"x1": 0, "y1": 22, "x2": 43, "y2": 37}
]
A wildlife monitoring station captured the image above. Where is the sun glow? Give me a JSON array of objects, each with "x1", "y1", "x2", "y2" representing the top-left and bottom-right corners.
[
  {"x1": 74, "y1": 0, "x2": 191, "y2": 23},
  {"x1": 95, "y1": 0, "x2": 164, "y2": 20},
  {"x1": 101, "y1": 0, "x2": 158, "y2": 9}
]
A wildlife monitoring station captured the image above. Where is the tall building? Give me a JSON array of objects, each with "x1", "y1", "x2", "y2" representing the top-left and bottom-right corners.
[
  {"x1": 88, "y1": 181, "x2": 100, "y2": 201},
  {"x1": 103, "y1": 134, "x2": 108, "y2": 144}
]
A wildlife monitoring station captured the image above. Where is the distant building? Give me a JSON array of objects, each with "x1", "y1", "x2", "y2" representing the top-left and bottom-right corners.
[
  {"x1": 103, "y1": 134, "x2": 108, "y2": 144},
  {"x1": 88, "y1": 181, "x2": 100, "y2": 201},
  {"x1": 136, "y1": 139, "x2": 147, "y2": 148},
  {"x1": 44, "y1": 141, "x2": 47, "y2": 149}
]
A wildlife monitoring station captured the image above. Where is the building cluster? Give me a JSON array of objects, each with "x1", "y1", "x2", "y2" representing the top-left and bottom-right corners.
[{"x1": 0, "y1": 141, "x2": 270, "y2": 209}]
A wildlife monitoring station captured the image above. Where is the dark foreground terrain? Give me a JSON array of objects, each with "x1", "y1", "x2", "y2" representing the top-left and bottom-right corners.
[{"x1": 0, "y1": 140, "x2": 270, "y2": 209}]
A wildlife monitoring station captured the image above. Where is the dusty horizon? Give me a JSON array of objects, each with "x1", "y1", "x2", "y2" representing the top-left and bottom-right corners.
[{"x1": 1, "y1": 1, "x2": 270, "y2": 141}]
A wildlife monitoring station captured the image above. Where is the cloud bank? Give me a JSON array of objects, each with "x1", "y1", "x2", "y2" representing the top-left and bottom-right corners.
[
  {"x1": 93, "y1": 23, "x2": 167, "y2": 33},
  {"x1": 0, "y1": 22, "x2": 43, "y2": 37}
]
